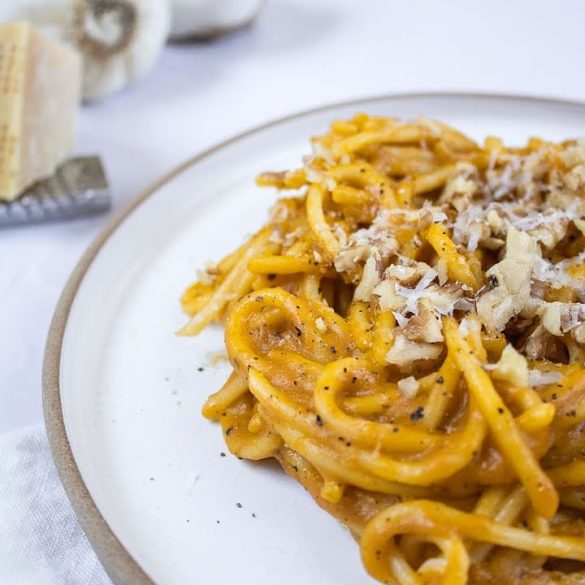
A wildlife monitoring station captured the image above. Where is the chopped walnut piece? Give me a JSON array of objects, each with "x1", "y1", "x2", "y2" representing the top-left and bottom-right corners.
[
  {"x1": 397, "y1": 376, "x2": 419, "y2": 398},
  {"x1": 485, "y1": 154, "x2": 524, "y2": 200},
  {"x1": 559, "y1": 142, "x2": 585, "y2": 169},
  {"x1": 354, "y1": 253, "x2": 383, "y2": 301},
  {"x1": 333, "y1": 217, "x2": 399, "y2": 275},
  {"x1": 526, "y1": 212, "x2": 570, "y2": 250},
  {"x1": 334, "y1": 244, "x2": 370, "y2": 274},
  {"x1": 452, "y1": 204, "x2": 493, "y2": 252},
  {"x1": 375, "y1": 276, "x2": 471, "y2": 321},
  {"x1": 385, "y1": 261, "x2": 432, "y2": 286},
  {"x1": 373, "y1": 279, "x2": 406, "y2": 312},
  {"x1": 489, "y1": 344, "x2": 529, "y2": 388},
  {"x1": 520, "y1": 324, "x2": 563, "y2": 361},
  {"x1": 476, "y1": 228, "x2": 538, "y2": 332},
  {"x1": 482, "y1": 237, "x2": 506, "y2": 250},
  {"x1": 436, "y1": 258, "x2": 448, "y2": 286},
  {"x1": 459, "y1": 315, "x2": 482, "y2": 343},
  {"x1": 487, "y1": 209, "x2": 504, "y2": 232},
  {"x1": 546, "y1": 184, "x2": 580, "y2": 213},
  {"x1": 443, "y1": 175, "x2": 478, "y2": 205},
  {"x1": 564, "y1": 164, "x2": 585, "y2": 194},
  {"x1": 402, "y1": 299, "x2": 444, "y2": 343},
  {"x1": 574, "y1": 218, "x2": 585, "y2": 237},
  {"x1": 439, "y1": 162, "x2": 480, "y2": 215},
  {"x1": 385, "y1": 332, "x2": 443, "y2": 369},
  {"x1": 538, "y1": 301, "x2": 585, "y2": 336},
  {"x1": 573, "y1": 323, "x2": 585, "y2": 345},
  {"x1": 539, "y1": 302, "x2": 563, "y2": 336},
  {"x1": 560, "y1": 303, "x2": 585, "y2": 332}
]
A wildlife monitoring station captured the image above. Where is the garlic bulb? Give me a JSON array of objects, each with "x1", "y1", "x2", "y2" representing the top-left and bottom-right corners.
[
  {"x1": 72, "y1": 0, "x2": 171, "y2": 100},
  {"x1": 169, "y1": 0, "x2": 265, "y2": 40},
  {"x1": 0, "y1": 0, "x2": 171, "y2": 101}
]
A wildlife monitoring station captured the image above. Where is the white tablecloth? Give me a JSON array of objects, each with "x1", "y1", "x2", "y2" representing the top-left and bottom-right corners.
[
  {"x1": 0, "y1": 426, "x2": 111, "y2": 585},
  {"x1": 1, "y1": 0, "x2": 585, "y2": 582}
]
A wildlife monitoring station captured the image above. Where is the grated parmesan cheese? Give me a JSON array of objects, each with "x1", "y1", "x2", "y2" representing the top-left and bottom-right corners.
[
  {"x1": 354, "y1": 253, "x2": 382, "y2": 301},
  {"x1": 490, "y1": 344, "x2": 529, "y2": 388},
  {"x1": 527, "y1": 369, "x2": 562, "y2": 387}
]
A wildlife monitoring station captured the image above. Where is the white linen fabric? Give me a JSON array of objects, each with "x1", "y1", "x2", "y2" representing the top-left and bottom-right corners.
[{"x1": 0, "y1": 425, "x2": 112, "y2": 585}]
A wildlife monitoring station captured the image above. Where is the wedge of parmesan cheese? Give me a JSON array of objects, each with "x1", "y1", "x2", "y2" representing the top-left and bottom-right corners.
[{"x1": 0, "y1": 22, "x2": 81, "y2": 201}]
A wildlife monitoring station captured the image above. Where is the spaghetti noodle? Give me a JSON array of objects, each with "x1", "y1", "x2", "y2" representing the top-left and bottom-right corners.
[{"x1": 180, "y1": 114, "x2": 585, "y2": 584}]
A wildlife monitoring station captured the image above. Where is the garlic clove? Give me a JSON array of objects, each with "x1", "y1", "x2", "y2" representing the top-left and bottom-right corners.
[{"x1": 71, "y1": 0, "x2": 171, "y2": 101}]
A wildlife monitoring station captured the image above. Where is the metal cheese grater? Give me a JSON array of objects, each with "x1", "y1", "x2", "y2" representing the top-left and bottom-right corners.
[{"x1": 0, "y1": 157, "x2": 111, "y2": 227}]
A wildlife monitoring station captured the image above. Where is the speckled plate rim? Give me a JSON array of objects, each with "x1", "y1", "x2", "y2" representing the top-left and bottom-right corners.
[{"x1": 42, "y1": 91, "x2": 585, "y2": 585}]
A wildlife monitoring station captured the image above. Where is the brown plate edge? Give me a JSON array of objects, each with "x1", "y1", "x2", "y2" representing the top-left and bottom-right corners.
[{"x1": 42, "y1": 91, "x2": 585, "y2": 585}]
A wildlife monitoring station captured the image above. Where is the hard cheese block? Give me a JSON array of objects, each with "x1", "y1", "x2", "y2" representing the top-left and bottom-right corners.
[{"x1": 0, "y1": 22, "x2": 81, "y2": 201}]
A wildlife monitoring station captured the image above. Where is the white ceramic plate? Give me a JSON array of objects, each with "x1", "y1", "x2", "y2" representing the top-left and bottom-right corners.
[{"x1": 44, "y1": 94, "x2": 585, "y2": 585}]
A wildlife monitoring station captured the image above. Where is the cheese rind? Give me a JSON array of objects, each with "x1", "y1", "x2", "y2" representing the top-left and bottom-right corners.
[{"x1": 0, "y1": 22, "x2": 81, "y2": 201}]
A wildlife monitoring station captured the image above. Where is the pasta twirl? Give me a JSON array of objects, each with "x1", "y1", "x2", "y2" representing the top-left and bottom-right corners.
[{"x1": 180, "y1": 114, "x2": 585, "y2": 584}]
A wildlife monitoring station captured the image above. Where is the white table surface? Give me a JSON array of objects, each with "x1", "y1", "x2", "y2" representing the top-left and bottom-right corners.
[{"x1": 2, "y1": 0, "x2": 585, "y2": 433}]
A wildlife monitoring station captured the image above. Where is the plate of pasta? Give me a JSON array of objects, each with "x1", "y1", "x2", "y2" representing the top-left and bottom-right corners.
[{"x1": 45, "y1": 94, "x2": 585, "y2": 585}]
